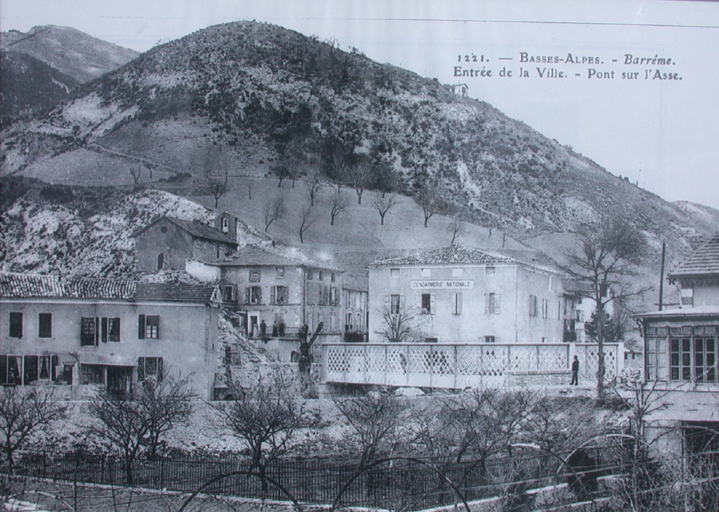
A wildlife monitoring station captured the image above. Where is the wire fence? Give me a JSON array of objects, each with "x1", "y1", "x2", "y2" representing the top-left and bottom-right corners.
[{"x1": 7, "y1": 446, "x2": 618, "y2": 510}]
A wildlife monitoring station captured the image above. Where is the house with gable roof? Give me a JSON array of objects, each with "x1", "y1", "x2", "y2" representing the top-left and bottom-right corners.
[
  {"x1": 635, "y1": 233, "x2": 719, "y2": 459},
  {"x1": 0, "y1": 272, "x2": 222, "y2": 399},
  {"x1": 133, "y1": 213, "x2": 239, "y2": 271}
]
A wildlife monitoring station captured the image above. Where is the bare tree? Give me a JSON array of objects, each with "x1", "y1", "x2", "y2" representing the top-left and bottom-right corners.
[
  {"x1": 334, "y1": 392, "x2": 405, "y2": 468},
  {"x1": 348, "y1": 161, "x2": 372, "y2": 204},
  {"x1": 304, "y1": 170, "x2": 322, "y2": 206},
  {"x1": 204, "y1": 168, "x2": 230, "y2": 208},
  {"x1": 263, "y1": 196, "x2": 286, "y2": 232},
  {"x1": 371, "y1": 193, "x2": 396, "y2": 225},
  {"x1": 566, "y1": 216, "x2": 647, "y2": 398},
  {"x1": 376, "y1": 310, "x2": 421, "y2": 343},
  {"x1": 298, "y1": 205, "x2": 317, "y2": 244},
  {"x1": 328, "y1": 149, "x2": 350, "y2": 193},
  {"x1": 416, "y1": 182, "x2": 443, "y2": 227},
  {"x1": 449, "y1": 219, "x2": 464, "y2": 245},
  {"x1": 88, "y1": 371, "x2": 194, "y2": 483},
  {"x1": 214, "y1": 372, "x2": 307, "y2": 490},
  {"x1": 128, "y1": 166, "x2": 142, "y2": 186},
  {"x1": 138, "y1": 374, "x2": 195, "y2": 460},
  {"x1": 0, "y1": 387, "x2": 66, "y2": 474},
  {"x1": 329, "y1": 193, "x2": 348, "y2": 226}
]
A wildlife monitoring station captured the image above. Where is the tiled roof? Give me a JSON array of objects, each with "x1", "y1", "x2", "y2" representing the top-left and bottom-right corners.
[
  {"x1": 636, "y1": 305, "x2": 719, "y2": 319},
  {"x1": 216, "y1": 245, "x2": 342, "y2": 271},
  {"x1": 372, "y1": 245, "x2": 518, "y2": 267},
  {"x1": 133, "y1": 216, "x2": 237, "y2": 245},
  {"x1": 669, "y1": 234, "x2": 719, "y2": 280},
  {"x1": 135, "y1": 282, "x2": 218, "y2": 303},
  {"x1": 1, "y1": 272, "x2": 218, "y2": 303},
  {"x1": 0, "y1": 273, "x2": 136, "y2": 299}
]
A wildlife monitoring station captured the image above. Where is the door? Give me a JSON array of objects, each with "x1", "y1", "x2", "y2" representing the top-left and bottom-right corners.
[{"x1": 107, "y1": 366, "x2": 133, "y2": 396}]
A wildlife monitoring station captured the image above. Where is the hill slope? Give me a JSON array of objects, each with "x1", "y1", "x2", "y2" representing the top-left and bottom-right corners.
[
  {"x1": 0, "y1": 20, "x2": 715, "y2": 288},
  {"x1": 1, "y1": 26, "x2": 139, "y2": 83}
]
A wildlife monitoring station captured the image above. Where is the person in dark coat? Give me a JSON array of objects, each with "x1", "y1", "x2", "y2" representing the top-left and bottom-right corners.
[
  {"x1": 570, "y1": 355, "x2": 579, "y2": 385},
  {"x1": 260, "y1": 320, "x2": 267, "y2": 338}
]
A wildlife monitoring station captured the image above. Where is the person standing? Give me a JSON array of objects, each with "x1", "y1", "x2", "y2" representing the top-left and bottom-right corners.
[{"x1": 570, "y1": 355, "x2": 580, "y2": 385}]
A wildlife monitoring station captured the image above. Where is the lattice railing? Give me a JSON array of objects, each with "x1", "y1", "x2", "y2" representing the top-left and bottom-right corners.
[{"x1": 323, "y1": 342, "x2": 622, "y2": 389}]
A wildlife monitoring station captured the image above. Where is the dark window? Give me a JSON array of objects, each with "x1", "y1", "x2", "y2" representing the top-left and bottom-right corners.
[
  {"x1": 529, "y1": 295, "x2": 538, "y2": 317},
  {"x1": 694, "y1": 337, "x2": 716, "y2": 382},
  {"x1": 223, "y1": 285, "x2": 236, "y2": 302},
  {"x1": 38, "y1": 313, "x2": 52, "y2": 338},
  {"x1": 80, "y1": 365, "x2": 104, "y2": 385},
  {"x1": 246, "y1": 286, "x2": 262, "y2": 304},
  {"x1": 101, "y1": 318, "x2": 121, "y2": 342},
  {"x1": 318, "y1": 271, "x2": 324, "y2": 281},
  {"x1": 307, "y1": 270, "x2": 313, "y2": 280},
  {"x1": 421, "y1": 294, "x2": 432, "y2": 315},
  {"x1": 390, "y1": 295, "x2": 401, "y2": 315},
  {"x1": 9, "y1": 313, "x2": 23, "y2": 338},
  {"x1": 138, "y1": 357, "x2": 163, "y2": 381},
  {"x1": 157, "y1": 253, "x2": 164, "y2": 270},
  {"x1": 81, "y1": 317, "x2": 98, "y2": 346},
  {"x1": 670, "y1": 338, "x2": 692, "y2": 381},
  {"x1": 0, "y1": 356, "x2": 23, "y2": 385},
  {"x1": 271, "y1": 286, "x2": 289, "y2": 305},
  {"x1": 331, "y1": 273, "x2": 336, "y2": 283},
  {"x1": 485, "y1": 336, "x2": 496, "y2": 343},
  {"x1": 24, "y1": 355, "x2": 38, "y2": 383},
  {"x1": 138, "y1": 315, "x2": 159, "y2": 339},
  {"x1": 453, "y1": 293, "x2": 463, "y2": 315}
]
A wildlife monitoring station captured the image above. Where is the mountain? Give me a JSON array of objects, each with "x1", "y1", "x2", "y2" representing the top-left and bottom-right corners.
[
  {"x1": 0, "y1": 21, "x2": 715, "y2": 292},
  {"x1": 0, "y1": 51, "x2": 80, "y2": 124},
  {"x1": 1, "y1": 26, "x2": 139, "y2": 83}
]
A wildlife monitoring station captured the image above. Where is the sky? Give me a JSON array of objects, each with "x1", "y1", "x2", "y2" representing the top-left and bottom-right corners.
[{"x1": 2, "y1": 0, "x2": 719, "y2": 210}]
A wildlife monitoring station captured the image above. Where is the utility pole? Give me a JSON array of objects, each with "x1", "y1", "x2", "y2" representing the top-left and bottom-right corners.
[{"x1": 658, "y1": 242, "x2": 666, "y2": 311}]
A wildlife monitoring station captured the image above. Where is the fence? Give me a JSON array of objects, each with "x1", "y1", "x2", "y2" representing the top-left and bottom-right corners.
[
  {"x1": 9, "y1": 446, "x2": 618, "y2": 510},
  {"x1": 322, "y1": 342, "x2": 623, "y2": 389}
]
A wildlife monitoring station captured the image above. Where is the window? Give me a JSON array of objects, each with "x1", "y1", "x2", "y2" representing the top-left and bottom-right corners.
[
  {"x1": 81, "y1": 317, "x2": 99, "y2": 346},
  {"x1": 485, "y1": 336, "x2": 496, "y2": 343},
  {"x1": 307, "y1": 270, "x2": 313, "y2": 280},
  {"x1": 271, "y1": 286, "x2": 289, "y2": 305},
  {"x1": 138, "y1": 357, "x2": 164, "y2": 381},
  {"x1": 486, "y1": 293, "x2": 501, "y2": 315},
  {"x1": 486, "y1": 266, "x2": 496, "y2": 275},
  {"x1": 331, "y1": 273, "x2": 336, "y2": 283},
  {"x1": 319, "y1": 271, "x2": 324, "y2": 281},
  {"x1": 694, "y1": 337, "x2": 716, "y2": 382},
  {"x1": 157, "y1": 252, "x2": 164, "y2": 270},
  {"x1": 421, "y1": 268, "x2": 432, "y2": 278},
  {"x1": 681, "y1": 288, "x2": 694, "y2": 306},
  {"x1": 346, "y1": 313, "x2": 353, "y2": 331},
  {"x1": 0, "y1": 356, "x2": 22, "y2": 385},
  {"x1": 453, "y1": 293, "x2": 463, "y2": 315},
  {"x1": 223, "y1": 285, "x2": 236, "y2": 302},
  {"x1": 421, "y1": 294, "x2": 433, "y2": 315},
  {"x1": 249, "y1": 269, "x2": 261, "y2": 282},
  {"x1": 38, "y1": 313, "x2": 52, "y2": 338},
  {"x1": 576, "y1": 309, "x2": 585, "y2": 322},
  {"x1": 276, "y1": 266, "x2": 285, "y2": 279},
  {"x1": 9, "y1": 312, "x2": 22, "y2": 338},
  {"x1": 541, "y1": 299, "x2": 549, "y2": 319},
  {"x1": 671, "y1": 338, "x2": 692, "y2": 381},
  {"x1": 246, "y1": 286, "x2": 262, "y2": 304},
  {"x1": 221, "y1": 216, "x2": 229, "y2": 233},
  {"x1": 101, "y1": 317, "x2": 121, "y2": 342},
  {"x1": 80, "y1": 365, "x2": 104, "y2": 385},
  {"x1": 390, "y1": 294, "x2": 401, "y2": 315},
  {"x1": 23, "y1": 355, "x2": 55, "y2": 383},
  {"x1": 390, "y1": 268, "x2": 400, "y2": 278},
  {"x1": 138, "y1": 315, "x2": 160, "y2": 339},
  {"x1": 529, "y1": 295, "x2": 538, "y2": 317}
]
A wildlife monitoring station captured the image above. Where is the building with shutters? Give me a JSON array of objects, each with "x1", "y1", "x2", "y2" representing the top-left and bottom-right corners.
[
  {"x1": 0, "y1": 272, "x2": 221, "y2": 399},
  {"x1": 368, "y1": 245, "x2": 567, "y2": 344},
  {"x1": 191, "y1": 244, "x2": 345, "y2": 363},
  {"x1": 635, "y1": 234, "x2": 719, "y2": 460}
]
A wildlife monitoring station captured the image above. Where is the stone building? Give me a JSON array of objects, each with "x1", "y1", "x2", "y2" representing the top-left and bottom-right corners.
[
  {"x1": 0, "y1": 272, "x2": 221, "y2": 399},
  {"x1": 133, "y1": 214, "x2": 238, "y2": 271}
]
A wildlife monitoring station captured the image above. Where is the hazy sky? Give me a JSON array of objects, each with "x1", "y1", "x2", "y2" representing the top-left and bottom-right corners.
[{"x1": 2, "y1": 0, "x2": 719, "y2": 210}]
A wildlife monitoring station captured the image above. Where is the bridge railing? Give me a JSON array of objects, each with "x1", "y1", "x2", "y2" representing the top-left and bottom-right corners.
[{"x1": 322, "y1": 342, "x2": 622, "y2": 388}]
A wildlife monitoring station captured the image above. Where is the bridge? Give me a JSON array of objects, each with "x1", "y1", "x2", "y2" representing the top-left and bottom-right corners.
[{"x1": 322, "y1": 342, "x2": 623, "y2": 389}]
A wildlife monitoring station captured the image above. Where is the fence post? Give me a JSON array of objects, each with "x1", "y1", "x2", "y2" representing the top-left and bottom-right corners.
[{"x1": 161, "y1": 457, "x2": 165, "y2": 489}]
